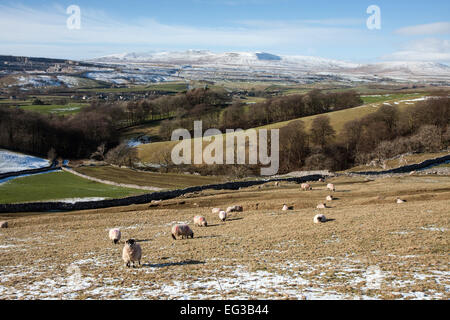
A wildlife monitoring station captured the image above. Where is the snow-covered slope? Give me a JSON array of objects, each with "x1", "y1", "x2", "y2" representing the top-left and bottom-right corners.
[
  {"x1": 88, "y1": 50, "x2": 450, "y2": 84},
  {"x1": 0, "y1": 149, "x2": 50, "y2": 174},
  {"x1": 93, "y1": 50, "x2": 360, "y2": 70}
]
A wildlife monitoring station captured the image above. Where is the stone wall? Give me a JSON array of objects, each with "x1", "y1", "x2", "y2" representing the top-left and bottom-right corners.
[
  {"x1": 349, "y1": 154, "x2": 450, "y2": 175},
  {"x1": 0, "y1": 175, "x2": 324, "y2": 213}
]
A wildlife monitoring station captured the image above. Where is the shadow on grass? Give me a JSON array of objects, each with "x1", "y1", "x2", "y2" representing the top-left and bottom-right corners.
[
  {"x1": 136, "y1": 239, "x2": 152, "y2": 243},
  {"x1": 324, "y1": 219, "x2": 336, "y2": 223},
  {"x1": 194, "y1": 235, "x2": 220, "y2": 239},
  {"x1": 143, "y1": 260, "x2": 205, "y2": 268}
]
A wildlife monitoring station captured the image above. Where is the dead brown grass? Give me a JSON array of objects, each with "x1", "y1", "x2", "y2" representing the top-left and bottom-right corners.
[{"x1": 0, "y1": 175, "x2": 449, "y2": 300}]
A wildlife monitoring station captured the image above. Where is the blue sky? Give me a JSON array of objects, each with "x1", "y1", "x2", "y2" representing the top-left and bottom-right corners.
[{"x1": 0, "y1": 0, "x2": 449, "y2": 63}]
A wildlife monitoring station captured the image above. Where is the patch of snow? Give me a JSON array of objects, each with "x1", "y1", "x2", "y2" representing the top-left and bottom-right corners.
[{"x1": 0, "y1": 149, "x2": 50, "y2": 174}]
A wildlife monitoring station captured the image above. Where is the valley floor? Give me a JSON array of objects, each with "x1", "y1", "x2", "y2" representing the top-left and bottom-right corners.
[{"x1": 0, "y1": 175, "x2": 449, "y2": 300}]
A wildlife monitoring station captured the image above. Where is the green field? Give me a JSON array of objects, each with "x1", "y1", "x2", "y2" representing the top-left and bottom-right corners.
[
  {"x1": 82, "y1": 81, "x2": 188, "y2": 94},
  {"x1": 74, "y1": 166, "x2": 226, "y2": 189},
  {"x1": 19, "y1": 103, "x2": 88, "y2": 115},
  {"x1": 361, "y1": 93, "x2": 422, "y2": 104},
  {"x1": 0, "y1": 171, "x2": 145, "y2": 204}
]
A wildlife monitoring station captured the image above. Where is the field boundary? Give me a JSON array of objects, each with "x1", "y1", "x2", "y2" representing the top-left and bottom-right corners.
[
  {"x1": 347, "y1": 154, "x2": 450, "y2": 175},
  {"x1": 0, "y1": 165, "x2": 57, "y2": 180},
  {"x1": 62, "y1": 167, "x2": 164, "y2": 191},
  {"x1": 0, "y1": 175, "x2": 325, "y2": 213}
]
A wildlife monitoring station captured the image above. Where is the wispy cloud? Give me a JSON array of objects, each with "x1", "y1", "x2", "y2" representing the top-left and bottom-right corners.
[
  {"x1": 0, "y1": 3, "x2": 371, "y2": 59},
  {"x1": 382, "y1": 38, "x2": 450, "y2": 63},
  {"x1": 395, "y1": 22, "x2": 450, "y2": 36}
]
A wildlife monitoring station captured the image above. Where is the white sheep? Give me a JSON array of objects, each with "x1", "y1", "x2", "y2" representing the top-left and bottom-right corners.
[
  {"x1": 219, "y1": 210, "x2": 227, "y2": 222},
  {"x1": 396, "y1": 198, "x2": 406, "y2": 204},
  {"x1": 122, "y1": 239, "x2": 142, "y2": 268},
  {"x1": 109, "y1": 228, "x2": 121, "y2": 244},
  {"x1": 314, "y1": 214, "x2": 327, "y2": 224},
  {"x1": 226, "y1": 205, "x2": 243, "y2": 213},
  {"x1": 194, "y1": 216, "x2": 208, "y2": 227},
  {"x1": 316, "y1": 203, "x2": 327, "y2": 209},
  {"x1": 282, "y1": 204, "x2": 289, "y2": 211},
  {"x1": 327, "y1": 183, "x2": 335, "y2": 192},
  {"x1": 301, "y1": 183, "x2": 312, "y2": 191},
  {"x1": 0, "y1": 221, "x2": 8, "y2": 228},
  {"x1": 275, "y1": 181, "x2": 281, "y2": 187},
  {"x1": 171, "y1": 224, "x2": 194, "y2": 240},
  {"x1": 326, "y1": 195, "x2": 334, "y2": 201}
]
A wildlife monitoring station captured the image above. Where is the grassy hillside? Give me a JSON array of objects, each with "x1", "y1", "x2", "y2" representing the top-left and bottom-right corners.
[
  {"x1": 1, "y1": 175, "x2": 448, "y2": 299},
  {"x1": 137, "y1": 93, "x2": 429, "y2": 163},
  {"x1": 0, "y1": 171, "x2": 145, "y2": 204},
  {"x1": 74, "y1": 166, "x2": 226, "y2": 189}
]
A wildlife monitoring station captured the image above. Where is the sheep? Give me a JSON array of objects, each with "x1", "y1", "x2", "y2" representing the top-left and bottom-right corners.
[
  {"x1": 211, "y1": 208, "x2": 222, "y2": 214},
  {"x1": 316, "y1": 203, "x2": 327, "y2": 209},
  {"x1": 326, "y1": 195, "x2": 334, "y2": 201},
  {"x1": 314, "y1": 214, "x2": 327, "y2": 224},
  {"x1": 171, "y1": 224, "x2": 194, "y2": 240},
  {"x1": 0, "y1": 221, "x2": 8, "y2": 228},
  {"x1": 282, "y1": 204, "x2": 294, "y2": 211},
  {"x1": 301, "y1": 183, "x2": 312, "y2": 191},
  {"x1": 318, "y1": 178, "x2": 325, "y2": 182},
  {"x1": 275, "y1": 181, "x2": 281, "y2": 187},
  {"x1": 194, "y1": 215, "x2": 208, "y2": 227},
  {"x1": 327, "y1": 183, "x2": 335, "y2": 192},
  {"x1": 219, "y1": 210, "x2": 227, "y2": 222},
  {"x1": 108, "y1": 228, "x2": 121, "y2": 244},
  {"x1": 226, "y1": 205, "x2": 243, "y2": 213},
  {"x1": 122, "y1": 239, "x2": 142, "y2": 268},
  {"x1": 396, "y1": 198, "x2": 406, "y2": 204}
]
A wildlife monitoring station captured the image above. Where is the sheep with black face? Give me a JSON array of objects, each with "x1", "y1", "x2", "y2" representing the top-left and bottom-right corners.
[{"x1": 122, "y1": 239, "x2": 142, "y2": 268}]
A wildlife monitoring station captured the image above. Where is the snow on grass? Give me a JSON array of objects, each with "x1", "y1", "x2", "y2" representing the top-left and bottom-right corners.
[
  {"x1": 0, "y1": 149, "x2": 50, "y2": 174},
  {"x1": 54, "y1": 197, "x2": 108, "y2": 204}
]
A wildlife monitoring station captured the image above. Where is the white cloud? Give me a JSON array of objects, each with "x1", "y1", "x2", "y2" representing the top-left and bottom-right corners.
[
  {"x1": 0, "y1": 3, "x2": 373, "y2": 59},
  {"x1": 382, "y1": 38, "x2": 450, "y2": 63},
  {"x1": 395, "y1": 22, "x2": 450, "y2": 36}
]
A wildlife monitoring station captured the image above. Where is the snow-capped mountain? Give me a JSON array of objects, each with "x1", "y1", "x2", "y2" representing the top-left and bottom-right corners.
[
  {"x1": 92, "y1": 50, "x2": 361, "y2": 70},
  {"x1": 89, "y1": 50, "x2": 450, "y2": 84}
]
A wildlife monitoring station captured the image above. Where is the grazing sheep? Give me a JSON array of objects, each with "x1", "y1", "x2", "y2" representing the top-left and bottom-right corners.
[
  {"x1": 0, "y1": 221, "x2": 8, "y2": 228},
  {"x1": 396, "y1": 198, "x2": 406, "y2": 204},
  {"x1": 194, "y1": 216, "x2": 208, "y2": 227},
  {"x1": 314, "y1": 214, "x2": 327, "y2": 224},
  {"x1": 282, "y1": 204, "x2": 294, "y2": 211},
  {"x1": 219, "y1": 210, "x2": 227, "y2": 222},
  {"x1": 171, "y1": 224, "x2": 194, "y2": 240},
  {"x1": 316, "y1": 203, "x2": 327, "y2": 209},
  {"x1": 108, "y1": 228, "x2": 121, "y2": 244},
  {"x1": 226, "y1": 205, "x2": 243, "y2": 213},
  {"x1": 327, "y1": 183, "x2": 335, "y2": 192},
  {"x1": 326, "y1": 195, "x2": 334, "y2": 201},
  {"x1": 122, "y1": 239, "x2": 142, "y2": 268},
  {"x1": 275, "y1": 181, "x2": 280, "y2": 187},
  {"x1": 212, "y1": 208, "x2": 222, "y2": 214},
  {"x1": 301, "y1": 183, "x2": 312, "y2": 191},
  {"x1": 318, "y1": 178, "x2": 325, "y2": 182}
]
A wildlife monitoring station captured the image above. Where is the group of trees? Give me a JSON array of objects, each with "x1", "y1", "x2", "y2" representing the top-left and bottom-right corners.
[
  {"x1": 0, "y1": 103, "x2": 122, "y2": 158},
  {"x1": 278, "y1": 96, "x2": 449, "y2": 172},
  {"x1": 159, "y1": 90, "x2": 363, "y2": 140},
  {"x1": 0, "y1": 87, "x2": 231, "y2": 160}
]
